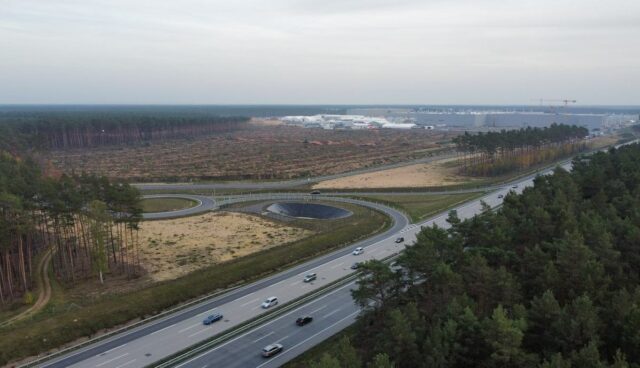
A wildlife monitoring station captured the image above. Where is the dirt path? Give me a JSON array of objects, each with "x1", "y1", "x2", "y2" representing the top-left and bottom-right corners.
[{"x1": 1, "y1": 248, "x2": 52, "y2": 326}]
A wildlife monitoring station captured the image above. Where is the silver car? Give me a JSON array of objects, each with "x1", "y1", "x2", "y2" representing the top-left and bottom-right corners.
[
  {"x1": 261, "y1": 297, "x2": 278, "y2": 309},
  {"x1": 262, "y1": 343, "x2": 283, "y2": 357}
]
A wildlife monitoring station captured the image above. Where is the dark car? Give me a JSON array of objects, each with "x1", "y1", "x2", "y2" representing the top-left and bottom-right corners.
[
  {"x1": 202, "y1": 313, "x2": 223, "y2": 325},
  {"x1": 498, "y1": 194, "x2": 504, "y2": 199},
  {"x1": 512, "y1": 185, "x2": 518, "y2": 189},
  {"x1": 351, "y1": 262, "x2": 361, "y2": 270},
  {"x1": 310, "y1": 190, "x2": 321, "y2": 195},
  {"x1": 296, "y1": 316, "x2": 313, "y2": 326},
  {"x1": 303, "y1": 273, "x2": 317, "y2": 283},
  {"x1": 262, "y1": 343, "x2": 284, "y2": 357},
  {"x1": 395, "y1": 237, "x2": 404, "y2": 243}
]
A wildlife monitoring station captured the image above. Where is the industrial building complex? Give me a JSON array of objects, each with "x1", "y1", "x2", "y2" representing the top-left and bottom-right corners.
[{"x1": 281, "y1": 108, "x2": 637, "y2": 132}]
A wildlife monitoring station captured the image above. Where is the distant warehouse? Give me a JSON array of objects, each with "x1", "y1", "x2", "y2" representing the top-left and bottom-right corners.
[{"x1": 281, "y1": 114, "x2": 420, "y2": 130}]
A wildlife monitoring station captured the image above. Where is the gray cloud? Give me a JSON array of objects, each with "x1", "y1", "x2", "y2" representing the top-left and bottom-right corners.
[{"x1": 0, "y1": 0, "x2": 638, "y2": 104}]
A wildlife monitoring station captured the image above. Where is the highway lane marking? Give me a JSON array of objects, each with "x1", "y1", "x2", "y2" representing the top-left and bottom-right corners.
[
  {"x1": 150, "y1": 323, "x2": 175, "y2": 335},
  {"x1": 251, "y1": 331, "x2": 274, "y2": 343},
  {"x1": 102, "y1": 344, "x2": 127, "y2": 355},
  {"x1": 277, "y1": 334, "x2": 292, "y2": 343},
  {"x1": 64, "y1": 181, "x2": 542, "y2": 366},
  {"x1": 174, "y1": 282, "x2": 355, "y2": 368},
  {"x1": 330, "y1": 262, "x2": 344, "y2": 269},
  {"x1": 322, "y1": 308, "x2": 342, "y2": 319},
  {"x1": 188, "y1": 328, "x2": 212, "y2": 338},
  {"x1": 237, "y1": 292, "x2": 255, "y2": 300},
  {"x1": 96, "y1": 353, "x2": 129, "y2": 367},
  {"x1": 309, "y1": 305, "x2": 328, "y2": 315},
  {"x1": 114, "y1": 358, "x2": 137, "y2": 368},
  {"x1": 240, "y1": 298, "x2": 260, "y2": 307},
  {"x1": 179, "y1": 323, "x2": 201, "y2": 333},
  {"x1": 255, "y1": 310, "x2": 360, "y2": 368}
]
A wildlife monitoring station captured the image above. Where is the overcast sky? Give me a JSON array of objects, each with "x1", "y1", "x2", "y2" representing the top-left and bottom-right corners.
[{"x1": 1, "y1": 0, "x2": 639, "y2": 105}]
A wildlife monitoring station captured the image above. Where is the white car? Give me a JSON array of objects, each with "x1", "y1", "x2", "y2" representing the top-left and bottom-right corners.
[
  {"x1": 262, "y1": 343, "x2": 283, "y2": 357},
  {"x1": 261, "y1": 297, "x2": 278, "y2": 309},
  {"x1": 352, "y1": 247, "x2": 364, "y2": 255}
]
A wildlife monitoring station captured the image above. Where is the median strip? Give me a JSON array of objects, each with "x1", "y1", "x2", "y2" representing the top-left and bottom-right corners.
[
  {"x1": 152, "y1": 252, "x2": 403, "y2": 368},
  {"x1": 150, "y1": 272, "x2": 360, "y2": 368}
]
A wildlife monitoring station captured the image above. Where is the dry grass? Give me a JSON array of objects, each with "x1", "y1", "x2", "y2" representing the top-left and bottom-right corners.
[
  {"x1": 313, "y1": 156, "x2": 477, "y2": 189},
  {"x1": 138, "y1": 212, "x2": 312, "y2": 281}
]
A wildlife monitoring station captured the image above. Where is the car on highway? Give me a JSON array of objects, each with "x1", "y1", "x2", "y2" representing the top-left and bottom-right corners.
[
  {"x1": 395, "y1": 237, "x2": 404, "y2": 243},
  {"x1": 262, "y1": 343, "x2": 284, "y2": 357},
  {"x1": 202, "y1": 313, "x2": 223, "y2": 325},
  {"x1": 512, "y1": 185, "x2": 518, "y2": 189},
  {"x1": 303, "y1": 273, "x2": 317, "y2": 282},
  {"x1": 351, "y1": 262, "x2": 361, "y2": 269},
  {"x1": 310, "y1": 190, "x2": 321, "y2": 195},
  {"x1": 498, "y1": 194, "x2": 504, "y2": 199},
  {"x1": 261, "y1": 297, "x2": 278, "y2": 309},
  {"x1": 296, "y1": 316, "x2": 313, "y2": 326},
  {"x1": 352, "y1": 247, "x2": 364, "y2": 255}
]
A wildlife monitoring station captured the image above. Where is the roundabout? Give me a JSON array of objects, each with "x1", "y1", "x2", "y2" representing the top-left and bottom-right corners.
[{"x1": 265, "y1": 201, "x2": 352, "y2": 220}]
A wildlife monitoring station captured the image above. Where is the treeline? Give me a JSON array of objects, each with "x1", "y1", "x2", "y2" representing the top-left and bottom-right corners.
[
  {"x1": 0, "y1": 110, "x2": 250, "y2": 150},
  {"x1": 453, "y1": 124, "x2": 589, "y2": 176},
  {"x1": 0, "y1": 153, "x2": 142, "y2": 304},
  {"x1": 305, "y1": 143, "x2": 640, "y2": 368}
]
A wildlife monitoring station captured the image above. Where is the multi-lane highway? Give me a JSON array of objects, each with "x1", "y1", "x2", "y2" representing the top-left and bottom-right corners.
[
  {"x1": 138, "y1": 141, "x2": 638, "y2": 367},
  {"x1": 37, "y1": 199, "x2": 408, "y2": 368},
  {"x1": 35, "y1": 142, "x2": 633, "y2": 368},
  {"x1": 37, "y1": 173, "x2": 537, "y2": 368},
  {"x1": 173, "y1": 173, "x2": 543, "y2": 368}
]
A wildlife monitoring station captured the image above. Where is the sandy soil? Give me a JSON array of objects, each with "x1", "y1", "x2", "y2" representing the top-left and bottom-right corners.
[
  {"x1": 250, "y1": 118, "x2": 283, "y2": 126},
  {"x1": 313, "y1": 157, "x2": 474, "y2": 189},
  {"x1": 138, "y1": 212, "x2": 312, "y2": 282}
]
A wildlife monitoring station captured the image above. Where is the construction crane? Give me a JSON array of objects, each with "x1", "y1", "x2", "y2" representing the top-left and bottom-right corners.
[
  {"x1": 531, "y1": 98, "x2": 577, "y2": 114},
  {"x1": 532, "y1": 98, "x2": 577, "y2": 107}
]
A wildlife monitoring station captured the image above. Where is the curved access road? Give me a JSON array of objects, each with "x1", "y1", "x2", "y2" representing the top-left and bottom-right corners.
[
  {"x1": 142, "y1": 194, "x2": 216, "y2": 220},
  {"x1": 36, "y1": 197, "x2": 408, "y2": 368},
  {"x1": 133, "y1": 152, "x2": 456, "y2": 192},
  {"x1": 168, "y1": 163, "x2": 570, "y2": 368},
  {"x1": 176, "y1": 141, "x2": 640, "y2": 368},
  {"x1": 34, "y1": 140, "x2": 635, "y2": 368}
]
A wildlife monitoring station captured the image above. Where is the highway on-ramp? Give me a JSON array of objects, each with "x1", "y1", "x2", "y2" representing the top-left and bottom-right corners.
[
  {"x1": 141, "y1": 194, "x2": 216, "y2": 220},
  {"x1": 26, "y1": 140, "x2": 635, "y2": 368},
  {"x1": 36, "y1": 198, "x2": 408, "y2": 368},
  {"x1": 36, "y1": 170, "x2": 540, "y2": 368},
  {"x1": 171, "y1": 174, "x2": 543, "y2": 368}
]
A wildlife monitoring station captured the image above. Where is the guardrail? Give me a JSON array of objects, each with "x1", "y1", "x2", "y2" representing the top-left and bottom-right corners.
[
  {"x1": 21, "y1": 195, "x2": 401, "y2": 368},
  {"x1": 150, "y1": 273, "x2": 360, "y2": 368},
  {"x1": 19, "y1": 283, "x2": 250, "y2": 368},
  {"x1": 151, "y1": 251, "x2": 403, "y2": 368}
]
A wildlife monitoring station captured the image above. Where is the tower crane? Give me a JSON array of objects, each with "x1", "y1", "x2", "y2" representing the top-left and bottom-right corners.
[
  {"x1": 532, "y1": 98, "x2": 577, "y2": 107},
  {"x1": 531, "y1": 98, "x2": 577, "y2": 113}
]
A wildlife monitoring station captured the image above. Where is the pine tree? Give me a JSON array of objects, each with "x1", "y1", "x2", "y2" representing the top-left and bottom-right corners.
[{"x1": 368, "y1": 353, "x2": 394, "y2": 368}]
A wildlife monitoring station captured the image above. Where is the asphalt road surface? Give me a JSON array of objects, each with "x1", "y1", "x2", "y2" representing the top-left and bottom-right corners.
[
  {"x1": 38, "y1": 171, "x2": 537, "y2": 368},
  {"x1": 37, "y1": 199, "x2": 408, "y2": 368},
  {"x1": 172, "y1": 170, "x2": 547, "y2": 368},
  {"x1": 36, "y1": 141, "x2": 636, "y2": 368},
  {"x1": 142, "y1": 194, "x2": 216, "y2": 220},
  {"x1": 133, "y1": 152, "x2": 456, "y2": 192}
]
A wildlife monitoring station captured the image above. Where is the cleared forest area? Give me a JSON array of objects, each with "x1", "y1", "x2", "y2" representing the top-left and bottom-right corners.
[{"x1": 51, "y1": 126, "x2": 456, "y2": 182}]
